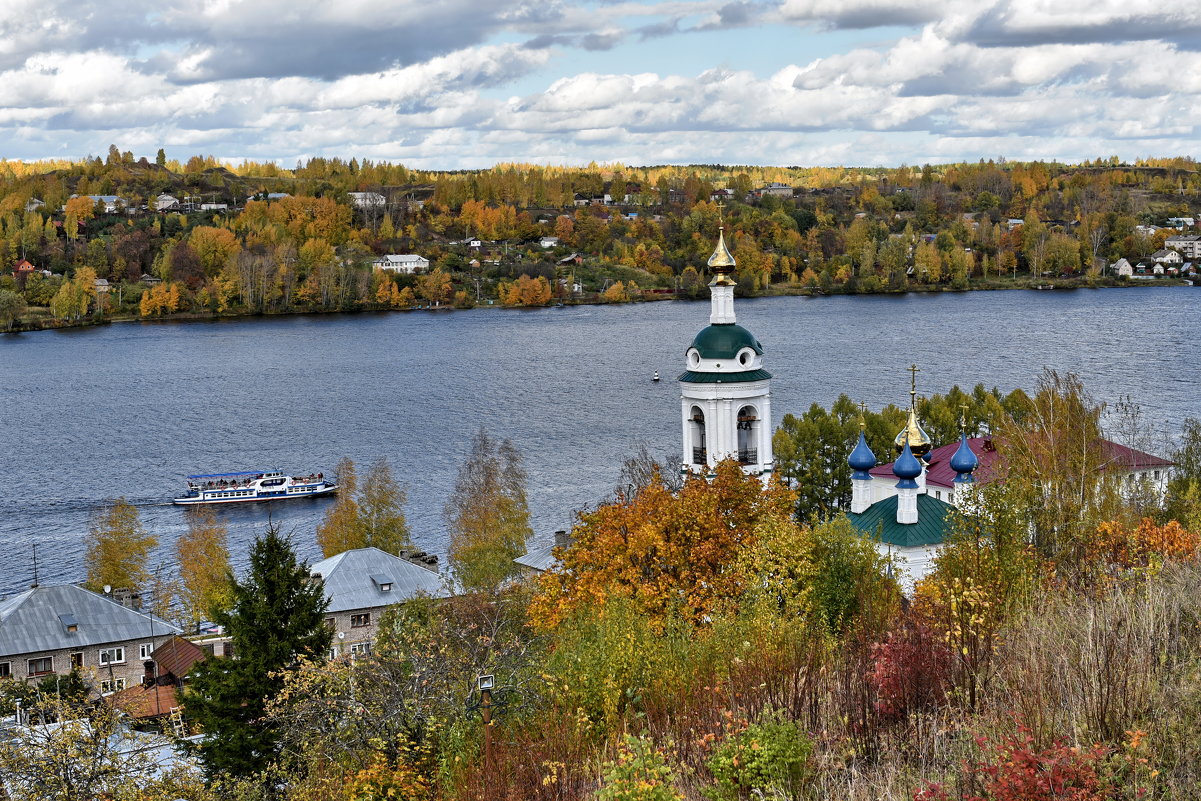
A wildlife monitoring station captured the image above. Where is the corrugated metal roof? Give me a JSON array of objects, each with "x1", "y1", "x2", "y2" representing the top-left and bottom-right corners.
[
  {"x1": 0, "y1": 585, "x2": 182, "y2": 658},
  {"x1": 151, "y1": 636, "x2": 206, "y2": 679},
  {"x1": 514, "y1": 546, "x2": 558, "y2": 573},
  {"x1": 846, "y1": 493, "x2": 955, "y2": 548},
  {"x1": 309, "y1": 548, "x2": 449, "y2": 613}
]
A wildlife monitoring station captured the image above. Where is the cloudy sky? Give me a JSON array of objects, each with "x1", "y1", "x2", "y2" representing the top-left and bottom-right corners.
[{"x1": 2, "y1": 0, "x2": 1199, "y2": 168}]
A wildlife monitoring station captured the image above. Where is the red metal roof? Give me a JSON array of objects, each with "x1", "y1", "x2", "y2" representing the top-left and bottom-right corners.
[
  {"x1": 109, "y1": 682, "x2": 179, "y2": 719},
  {"x1": 151, "y1": 635, "x2": 206, "y2": 679},
  {"x1": 870, "y1": 436, "x2": 1171, "y2": 489}
]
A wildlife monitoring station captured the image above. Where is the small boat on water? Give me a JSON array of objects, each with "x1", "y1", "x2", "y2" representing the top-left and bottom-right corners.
[
  {"x1": 652, "y1": 371, "x2": 660, "y2": 382},
  {"x1": 173, "y1": 470, "x2": 337, "y2": 506}
]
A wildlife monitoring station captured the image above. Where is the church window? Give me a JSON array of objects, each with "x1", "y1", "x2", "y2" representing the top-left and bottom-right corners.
[
  {"x1": 690, "y1": 407, "x2": 707, "y2": 465},
  {"x1": 736, "y1": 406, "x2": 758, "y2": 465}
]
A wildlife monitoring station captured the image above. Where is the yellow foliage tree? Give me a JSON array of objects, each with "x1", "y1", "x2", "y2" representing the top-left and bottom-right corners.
[
  {"x1": 601, "y1": 281, "x2": 629, "y2": 303},
  {"x1": 176, "y1": 506, "x2": 234, "y2": 628},
  {"x1": 83, "y1": 499, "x2": 158, "y2": 594}
]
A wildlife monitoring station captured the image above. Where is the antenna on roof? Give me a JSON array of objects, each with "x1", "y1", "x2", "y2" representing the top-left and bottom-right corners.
[{"x1": 30, "y1": 543, "x2": 38, "y2": 589}]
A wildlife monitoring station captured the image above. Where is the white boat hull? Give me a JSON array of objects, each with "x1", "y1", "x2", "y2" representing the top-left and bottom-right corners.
[{"x1": 173, "y1": 473, "x2": 338, "y2": 506}]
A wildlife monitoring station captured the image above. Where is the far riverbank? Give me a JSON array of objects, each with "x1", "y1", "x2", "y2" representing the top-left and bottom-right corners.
[{"x1": 3, "y1": 274, "x2": 1190, "y2": 336}]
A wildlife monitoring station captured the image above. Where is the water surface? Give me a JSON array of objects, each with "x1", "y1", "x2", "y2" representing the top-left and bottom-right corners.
[{"x1": 1, "y1": 287, "x2": 1196, "y2": 595}]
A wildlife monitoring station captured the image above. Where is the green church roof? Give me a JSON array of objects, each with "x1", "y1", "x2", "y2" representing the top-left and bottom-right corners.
[
  {"x1": 845, "y1": 493, "x2": 955, "y2": 548},
  {"x1": 689, "y1": 324, "x2": 763, "y2": 360},
  {"x1": 678, "y1": 369, "x2": 773, "y2": 384}
]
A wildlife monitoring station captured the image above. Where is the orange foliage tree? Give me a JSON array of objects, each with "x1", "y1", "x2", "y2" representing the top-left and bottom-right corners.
[
  {"x1": 1090, "y1": 518, "x2": 1199, "y2": 571},
  {"x1": 500, "y1": 274, "x2": 552, "y2": 306},
  {"x1": 530, "y1": 461, "x2": 795, "y2": 629}
]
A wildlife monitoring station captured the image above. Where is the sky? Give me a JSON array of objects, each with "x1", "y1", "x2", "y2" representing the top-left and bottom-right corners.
[{"x1": 2, "y1": 0, "x2": 1200, "y2": 169}]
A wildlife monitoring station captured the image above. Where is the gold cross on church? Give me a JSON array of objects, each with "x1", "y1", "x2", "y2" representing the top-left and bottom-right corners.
[{"x1": 908, "y1": 364, "x2": 920, "y2": 406}]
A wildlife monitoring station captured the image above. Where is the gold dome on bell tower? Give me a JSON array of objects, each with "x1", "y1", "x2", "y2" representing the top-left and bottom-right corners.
[
  {"x1": 894, "y1": 364, "x2": 933, "y2": 458},
  {"x1": 707, "y1": 204, "x2": 737, "y2": 286}
]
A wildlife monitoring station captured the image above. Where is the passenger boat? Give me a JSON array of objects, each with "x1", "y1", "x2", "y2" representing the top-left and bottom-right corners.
[{"x1": 173, "y1": 470, "x2": 337, "y2": 505}]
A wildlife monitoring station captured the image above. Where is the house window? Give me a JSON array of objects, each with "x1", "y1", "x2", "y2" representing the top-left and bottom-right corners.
[
  {"x1": 70, "y1": 653, "x2": 83, "y2": 669},
  {"x1": 0, "y1": 662, "x2": 10, "y2": 678},
  {"x1": 139, "y1": 643, "x2": 153, "y2": 661},
  {"x1": 327, "y1": 645, "x2": 340, "y2": 660},
  {"x1": 28, "y1": 657, "x2": 52, "y2": 676},
  {"x1": 350, "y1": 641, "x2": 372, "y2": 657},
  {"x1": 351, "y1": 613, "x2": 371, "y2": 628},
  {"x1": 100, "y1": 678, "x2": 127, "y2": 694},
  {"x1": 324, "y1": 617, "x2": 336, "y2": 630},
  {"x1": 98, "y1": 647, "x2": 125, "y2": 665},
  {"x1": 1154, "y1": 470, "x2": 1161, "y2": 481}
]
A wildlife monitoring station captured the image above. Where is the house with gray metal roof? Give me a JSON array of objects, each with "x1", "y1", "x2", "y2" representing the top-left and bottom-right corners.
[
  {"x1": 0, "y1": 584, "x2": 181, "y2": 693},
  {"x1": 514, "y1": 530, "x2": 572, "y2": 576},
  {"x1": 308, "y1": 548, "x2": 448, "y2": 659}
]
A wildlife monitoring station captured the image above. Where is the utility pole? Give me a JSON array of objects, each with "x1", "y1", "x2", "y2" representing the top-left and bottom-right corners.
[{"x1": 478, "y1": 674, "x2": 495, "y2": 798}]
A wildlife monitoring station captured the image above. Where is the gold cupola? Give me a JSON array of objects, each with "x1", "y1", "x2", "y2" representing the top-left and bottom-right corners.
[
  {"x1": 894, "y1": 364, "x2": 933, "y2": 458},
  {"x1": 707, "y1": 206, "x2": 737, "y2": 286}
]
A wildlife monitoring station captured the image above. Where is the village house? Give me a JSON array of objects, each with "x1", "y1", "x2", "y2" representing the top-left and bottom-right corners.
[
  {"x1": 539, "y1": 236, "x2": 560, "y2": 249},
  {"x1": 749, "y1": 182, "x2": 794, "y2": 200},
  {"x1": 11, "y1": 259, "x2": 37, "y2": 279},
  {"x1": 1152, "y1": 248, "x2": 1183, "y2": 265},
  {"x1": 348, "y1": 192, "x2": 386, "y2": 210},
  {"x1": 0, "y1": 584, "x2": 181, "y2": 694},
  {"x1": 110, "y1": 635, "x2": 206, "y2": 722},
  {"x1": 308, "y1": 547, "x2": 448, "y2": 659},
  {"x1": 1165, "y1": 234, "x2": 1201, "y2": 260},
  {"x1": 514, "y1": 530, "x2": 572, "y2": 577},
  {"x1": 154, "y1": 194, "x2": 180, "y2": 212},
  {"x1": 372, "y1": 254, "x2": 430, "y2": 274},
  {"x1": 69, "y1": 195, "x2": 127, "y2": 214},
  {"x1": 1111, "y1": 258, "x2": 1133, "y2": 277}
]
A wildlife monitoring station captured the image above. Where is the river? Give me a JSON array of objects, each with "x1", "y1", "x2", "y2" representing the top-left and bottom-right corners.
[{"x1": 0, "y1": 287, "x2": 1196, "y2": 595}]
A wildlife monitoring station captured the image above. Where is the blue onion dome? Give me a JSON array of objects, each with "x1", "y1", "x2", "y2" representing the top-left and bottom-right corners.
[
  {"x1": 950, "y1": 432, "x2": 979, "y2": 483},
  {"x1": 893, "y1": 441, "x2": 922, "y2": 489},
  {"x1": 848, "y1": 430, "x2": 877, "y2": 479}
]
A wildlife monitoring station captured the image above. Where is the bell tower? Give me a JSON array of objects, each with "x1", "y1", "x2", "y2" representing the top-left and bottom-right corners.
[{"x1": 679, "y1": 221, "x2": 773, "y2": 480}]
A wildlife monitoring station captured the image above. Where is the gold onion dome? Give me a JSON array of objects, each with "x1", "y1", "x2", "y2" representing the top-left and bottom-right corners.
[
  {"x1": 707, "y1": 227, "x2": 737, "y2": 286},
  {"x1": 894, "y1": 363, "x2": 932, "y2": 458},
  {"x1": 894, "y1": 408, "x2": 933, "y2": 458}
]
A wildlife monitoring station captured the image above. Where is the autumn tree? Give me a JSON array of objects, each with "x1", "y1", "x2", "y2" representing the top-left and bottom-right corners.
[
  {"x1": 445, "y1": 430, "x2": 532, "y2": 593},
  {"x1": 995, "y1": 370, "x2": 1127, "y2": 572},
  {"x1": 316, "y1": 457, "x2": 411, "y2": 557},
  {"x1": 0, "y1": 288, "x2": 25, "y2": 330},
  {"x1": 358, "y1": 457, "x2": 411, "y2": 556},
  {"x1": 417, "y1": 268, "x2": 452, "y2": 305},
  {"x1": 83, "y1": 498, "x2": 157, "y2": 594},
  {"x1": 189, "y1": 226, "x2": 241, "y2": 277},
  {"x1": 531, "y1": 461, "x2": 795, "y2": 629},
  {"x1": 0, "y1": 692, "x2": 161, "y2": 801},
  {"x1": 176, "y1": 506, "x2": 234, "y2": 629},
  {"x1": 184, "y1": 523, "x2": 331, "y2": 780},
  {"x1": 316, "y1": 457, "x2": 360, "y2": 557}
]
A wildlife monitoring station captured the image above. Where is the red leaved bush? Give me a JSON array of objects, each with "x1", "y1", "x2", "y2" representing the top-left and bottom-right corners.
[
  {"x1": 870, "y1": 622, "x2": 952, "y2": 721},
  {"x1": 916, "y1": 725, "x2": 1116, "y2": 801}
]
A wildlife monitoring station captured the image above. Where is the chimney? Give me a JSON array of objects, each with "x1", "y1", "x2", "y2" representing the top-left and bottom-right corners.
[{"x1": 554, "y1": 530, "x2": 572, "y2": 550}]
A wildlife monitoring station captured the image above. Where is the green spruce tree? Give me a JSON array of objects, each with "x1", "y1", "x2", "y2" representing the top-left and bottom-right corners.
[{"x1": 183, "y1": 523, "x2": 330, "y2": 781}]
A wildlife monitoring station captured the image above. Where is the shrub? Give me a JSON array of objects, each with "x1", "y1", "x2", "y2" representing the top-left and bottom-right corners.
[
  {"x1": 596, "y1": 734, "x2": 684, "y2": 801},
  {"x1": 870, "y1": 622, "x2": 952, "y2": 720},
  {"x1": 704, "y1": 708, "x2": 813, "y2": 800},
  {"x1": 915, "y1": 724, "x2": 1131, "y2": 801}
]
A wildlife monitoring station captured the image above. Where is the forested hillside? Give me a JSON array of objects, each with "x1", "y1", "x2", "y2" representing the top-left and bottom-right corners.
[{"x1": 1, "y1": 149, "x2": 1198, "y2": 330}]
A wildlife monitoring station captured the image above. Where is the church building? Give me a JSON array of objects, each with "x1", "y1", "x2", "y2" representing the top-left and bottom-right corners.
[
  {"x1": 844, "y1": 369, "x2": 977, "y2": 587},
  {"x1": 678, "y1": 225, "x2": 774, "y2": 480}
]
